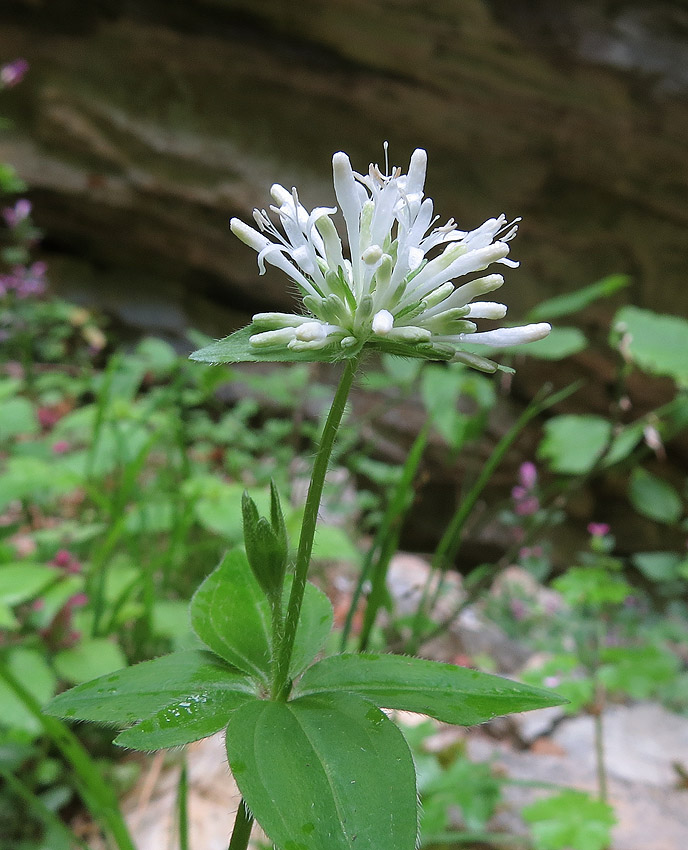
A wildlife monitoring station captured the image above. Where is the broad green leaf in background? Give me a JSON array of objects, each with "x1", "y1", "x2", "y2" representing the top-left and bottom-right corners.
[
  {"x1": 598, "y1": 645, "x2": 680, "y2": 699},
  {"x1": 632, "y1": 551, "x2": 684, "y2": 582},
  {"x1": 285, "y1": 510, "x2": 361, "y2": 564},
  {"x1": 54, "y1": 639, "x2": 128, "y2": 685},
  {"x1": 522, "y1": 790, "x2": 616, "y2": 850},
  {"x1": 190, "y1": 479, "x2": 270, "y2": 542},
  {"x1": 0, "y1": 563, "x2": 58, "y2": 606},
  {"x1": 134, "y1": 337, "x2": 179, "y2": 377},
  {"x1": 553, "y1": 566, "x2": 632, "y2": 608},
  {"x1": 0, "y1": 648, "x2": 57, "y2": 735},
  {"x1": 191, "y1": 550, "x2": 333, "y2": 683},
  {"x1": 421, "y1": 755, "x2": 501, "y2": 834},
  {"x1": 0, "y1": 397, "x2": 39, "y2": 441},
  {"x1": 611, "y1": 305, "x2": 688, "y2": 385},
  {"x1": 527, "y1": 274, "x2": 630, "y2": 322},
  {"x1": 0, "y1": 603, "x2": 18, "y2": 629},
  {"x1": 628, "y1": 468, "x2": 682, "y2": 524},
  {"x1": 295, "y1": 653, "x2": 566, "y2": 724},
  {"x1": 602, "y1": 421, "x2": 644, "y2": 466},
  {"x1": 538, "y1": 415, "x2": 612, "y2": 475},
  {"x1": 0, "y1": 456, "x2": 79, "y2": 512},
  {"x1": 226, "y1": 692, "x2": 418, "y2": 850},
  {"x1": 45, "y1": 649, "x2": 251, "y2": 726}
]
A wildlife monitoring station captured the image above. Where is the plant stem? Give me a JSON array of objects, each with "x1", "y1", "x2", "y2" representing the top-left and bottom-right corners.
[
  {"x1": 228, "y1": 799, "x2": 254, "y2": 850},
  {"x1": 273, "y1": 354, "x2": 361, "y2": 699},
  {"x1": 593, "y1": 701, "x2": 608, "y2": 803},
  {"x1": 0, "y1": 665, "x2": 136, "y2": 850},
  {"x1": 405, "y1": 380, "x2": 582, "y2": 654}
]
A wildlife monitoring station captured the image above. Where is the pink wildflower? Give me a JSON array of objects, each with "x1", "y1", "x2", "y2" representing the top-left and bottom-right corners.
[
  {"x1": 52, "y1": 440, "x2": 71, "y2": 454},
  {"x1": 0, "y1": 59, "x2": 29, "y2": 88},
  {"x1": 519, "y1": 461, "x2": 537, "y2": 490},
  {"x1": 587, "y1": 522, "x2": 610, "y2": 538},
  {"x1": 2, "y1": 199, "x2": 31, "y2": 228}
]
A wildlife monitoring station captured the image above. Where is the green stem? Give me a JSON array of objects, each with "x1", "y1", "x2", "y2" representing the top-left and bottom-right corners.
[
  {"x1": 342, "y1": 423, "x2": 429, "y2": 651},
  {"x1": 228, "y1": 798, "x2": 254, "y2": 850},
  {"x1": 273, "y1": 354, "x2": 361, "y2": 699},
  {"x1": 0, "y1": 666, "x2": 136, "y2": 850},
  {"x1": 406, "y1": 380, "x2": 582, "y2": 654}
]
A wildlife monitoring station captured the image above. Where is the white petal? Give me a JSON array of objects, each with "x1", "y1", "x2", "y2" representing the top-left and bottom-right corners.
[
  {"x1": 230, "y1": 218, "x2": 270, "y2": 252},
  {"x1": 458, "y1": 323, "x2": 551, "y2": 347},
  {"x1": 295, "y1": 321, "x2": 328, "y2": 342},
  {"x1": 372, "y1": 309, "x2": 394, "y2": 335},
  {"x1": 465, "y1": 302, "x2": 508, "y2": 319}
]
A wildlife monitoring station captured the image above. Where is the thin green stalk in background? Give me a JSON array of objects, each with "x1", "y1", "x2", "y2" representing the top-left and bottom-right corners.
[
  {"x1": 406, "y1": 381, "x2": 582, "y2": 654},
  {"x1": 346, "y1": 422, "x2": 429, "y2": 652},
  {"x1": 0, "y1": 765, "x2": 91, "y2": 850},
  {"x1": 0, "y1": 665, "x2": 137, "y2": 850}
]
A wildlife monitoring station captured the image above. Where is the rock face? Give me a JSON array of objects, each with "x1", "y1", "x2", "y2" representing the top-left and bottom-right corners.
[{"x1": 1, "y1": 0, "x2": 688, "y2": 334}]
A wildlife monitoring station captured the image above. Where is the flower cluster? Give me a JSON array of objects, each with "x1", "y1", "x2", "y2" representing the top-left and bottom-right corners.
[
  {"x1": 512, "y1": 461, "x2": 540, "y2": 517},
  {"x1": 230, "y1": 148, "x2": 550, "y2": 371},
  {"x1": 2, "y1": 198, "x2": 32, "y2": 228},
  {"x1": 0, "y1": 260, "x2": 47, "y2": 298}
]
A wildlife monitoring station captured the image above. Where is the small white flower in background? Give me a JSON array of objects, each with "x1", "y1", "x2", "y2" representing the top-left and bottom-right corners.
[{"x1": 230, "y1": 147, "x2": 550, "y2": 372}]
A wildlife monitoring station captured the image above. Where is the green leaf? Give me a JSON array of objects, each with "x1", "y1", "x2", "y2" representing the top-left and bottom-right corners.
[
  {"x1": 191, "y1": 550, "x2": 333, "y2": 683},
  {"x1": 45, "y1": 649, "x2": 253, "y2": 726},
  {"x1": 538, "y1": 415, "x2": 612, "y2": 475},
  {"x1": 628, "y1": 468, "x2": 682, "y2": 524},
  {"x1": 553, "y1": 567, "x2": 632, "y2": 608},
  {"x1": 191, "y1": 480, "x2": 270, "y2": 542},
  {"x1": 598, "y1": 645, "x2": 680, "y2": 699},
  {"x1": 116, "y1": 689, "x2": 257, "y2": 751},
  {"x1": 54, "y1": 639, "x2": 128, "y2": 685},
  {"x1": 522, "y1": 790, "x2": 616, "y2": 850},
  {"x1": 527, "y1": 275, "x2": 630, "y2": 322},
  {"x1": 190, "y1": 550, "x2": 272, "y2": 681},
  {"x1": 0, "y1": 563, "x2": 58, "y2": 606},
  {"x1": 632, "y1": 551, "x2": 683, "y2": 582},
  {"x1": 611, "y1": 305, "x2": 688, "y2": 385},
  {"x1": 0, "y1": 648, "x2": 57, "y2": 734},
  {"x1": 0, "y1": 397, "x2": 38, "y2": 441},
  {"x1": 508, "y1": 326, "x2": 587, "y2": 360},
  {"x1": 603, "y1": 421, "x2": 644, "y2": 466},
  {"x1": 295, "y1": 653, "x2": 567, "y2": 725},
  {"x1": 190, "y1": 326, "x2": 359, "y2": 364},
  {"x1": 0, "y1": 602, "x2": 18, "y2": 630},
  {"x1": 226, "y1": 692, "x2": 418, "y2": 850},
  {"x1": 288, "y1": 577, "x2": 334, "y2": 678}
]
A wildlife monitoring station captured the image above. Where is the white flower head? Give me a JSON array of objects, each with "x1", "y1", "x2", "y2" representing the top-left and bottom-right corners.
[{"x1": 230, "y1": 147, "x2": 550, "y2": 372}]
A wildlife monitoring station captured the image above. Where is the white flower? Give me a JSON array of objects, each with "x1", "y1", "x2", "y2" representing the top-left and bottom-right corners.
[{"x1": 230, "y1": 148, "x2": 550, "y2": 371}]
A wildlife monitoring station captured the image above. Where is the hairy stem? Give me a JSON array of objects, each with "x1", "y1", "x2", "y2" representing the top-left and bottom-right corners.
[{"x1": 228, "y1": 799, "x2": 254, "y2": 850}]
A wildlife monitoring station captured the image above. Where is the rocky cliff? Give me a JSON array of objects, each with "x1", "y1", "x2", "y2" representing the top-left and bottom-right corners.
[{"x1": 1, "y1": 0, "x2": 687, "y2": 338}]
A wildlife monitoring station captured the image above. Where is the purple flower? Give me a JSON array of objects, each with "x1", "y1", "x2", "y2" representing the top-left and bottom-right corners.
[
  {"x1": 587, "y1": 522, "x2": 610, "y2": 538},
  {"x1": 0, "y1": 261, "x2": 47, "y2": 298},
  {"x1": 515, "y1": 496, "x2": 539, "y2": 516},
  {"x1": 0, "y1": 59, "x2": 29, "y2": 88},
  {"x1": 2, "y1": 199, "x2": 32, "y2": 228},
  {"x1": 518, "y1": 461, "x2": 537, "y2": 490}
]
